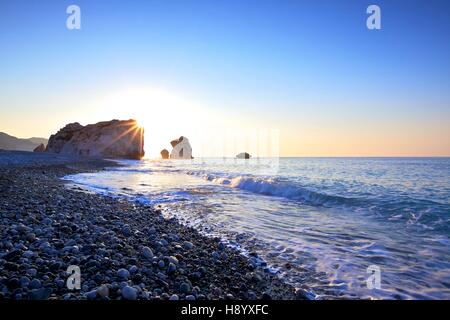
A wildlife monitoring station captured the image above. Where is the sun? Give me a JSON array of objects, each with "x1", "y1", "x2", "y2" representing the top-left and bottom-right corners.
[{"x1": 90, "y1": 86, "x2": 212, "y2": 158}]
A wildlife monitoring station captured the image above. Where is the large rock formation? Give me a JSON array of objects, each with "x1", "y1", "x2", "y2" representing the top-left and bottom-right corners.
[
  {"x1": 170, "y1": 136, "x2": 193, "y2": 159},
  {"x1": 46, "y1": 119, "x2": 144, "y2": 159}
]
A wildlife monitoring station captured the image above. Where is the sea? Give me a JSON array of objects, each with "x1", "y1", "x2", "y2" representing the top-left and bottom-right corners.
[{"x1": 63, "y1": 157, "x2": 450, "y2": 299}]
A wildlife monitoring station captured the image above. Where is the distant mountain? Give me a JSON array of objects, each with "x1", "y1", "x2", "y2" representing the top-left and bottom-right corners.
[
  {"x1": 0, "y1": 132, "x2": 48, "y2": 152},
  {"x1": 28, "y1": 137, "x2": 48, "y2": 145}
]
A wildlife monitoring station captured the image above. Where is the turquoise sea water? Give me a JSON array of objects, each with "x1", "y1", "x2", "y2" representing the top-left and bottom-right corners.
[{"x1": 64, "y1": 157, "x2": 450, "y2": 299}]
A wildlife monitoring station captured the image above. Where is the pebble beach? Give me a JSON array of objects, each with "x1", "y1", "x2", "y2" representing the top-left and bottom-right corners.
[{"x1": 0, "y1": 150, "x2": 299, "y2": 300}]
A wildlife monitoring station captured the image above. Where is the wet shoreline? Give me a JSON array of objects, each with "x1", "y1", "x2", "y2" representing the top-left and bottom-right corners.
[{"x1": 0, "y1": 151, "x2": 301, "y2": 300}]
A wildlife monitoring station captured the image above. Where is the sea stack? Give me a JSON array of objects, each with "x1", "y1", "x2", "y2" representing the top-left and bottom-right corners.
[
  {"x1": 170, "y1": 136, "x2": 193, "y2": 159},
  {"x1": 160, "y1": 149, "x2": 169, "y2": 159},
  {"x1": 236, "y1": 152, "x2": 251, "y2": 159},
  {"x1": 46, "y1": 119, "x2": 144, "y2": 159}
]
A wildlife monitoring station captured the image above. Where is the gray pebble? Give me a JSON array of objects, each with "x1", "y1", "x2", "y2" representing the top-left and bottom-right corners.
[
  {"x1": 183, "y1": 241, "x2": 194, "y2": 250},
  {"x1": 142, "y1": 246, "x2": 153, "y2": 260},
  {"x1": 117, "y1": 268, "x2": 130, "y2": 279},
  {"x1": 179, "y1": 282, "x2": 191, "y2": 294},
  {"x1": 122, "y1": 286, "x2": 137, "y2": 300},
  {"x1": 167, "y1": 262, "x2": 176, "y2": 274},
  {"x1": 169, "y1": 294, "x2": 179, "y2": 300},
  {"x1": 30, "y1": 278, "x2": 41, "y2": 289},
  {"x1": 85, "y1": 290, "x2": 97, "y2": 300}
]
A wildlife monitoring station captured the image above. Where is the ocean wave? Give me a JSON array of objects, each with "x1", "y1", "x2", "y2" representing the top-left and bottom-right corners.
[
  {"x1": 186, "y1": 171, "x2": 360, "y2": 207},
  {"x1": 184, "y1": 171, "x2": 450, "y2": 232}
]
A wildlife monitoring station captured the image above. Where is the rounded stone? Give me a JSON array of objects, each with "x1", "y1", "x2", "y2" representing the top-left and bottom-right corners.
[
  {"x1": 129, "y1": 265, "x2": 138, "y2": 273},
  {"x1": 179, "y1": 282, "x2": 191, "y2": 294},
  {"x1": 30, "y1": 278, "x2": 42, "y2": 289},
  {"x1": 169, "y1": 294, "x2": 179, "y2": 301},
  {"x1": 183, "y1": 241, "x2": 194, "y2": 250},
  {"x1": 97, "y1": 284, "x2": 109, "y2": 298},
  {"x1": 122, "y1": 286, "x2": 137, "y2": 300},
  {"x1": 142, "y1": 246, "x2": 154, "y2": 260},
  {"x1": 85, "y1": 290, "x2": 97, "y2": 300},
  {"x1": 20, "y1": 276, "x2": 30, "y2": 288},
  {"x1": 167, "y1": 262, "x2": 176, "y2": 274},
  {"x1": 117, "y1": 268, "x2": 130, "y2": 279},
  {"x1": 26, "y1": 268, "x2": 37, "y2": 277}
]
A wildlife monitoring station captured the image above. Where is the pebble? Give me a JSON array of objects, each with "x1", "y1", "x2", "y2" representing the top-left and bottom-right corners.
[
  {"x1": 20, "y1": 276, "x2": 30, "y2": 288},
  {"x1": 179, "y1": 282, "x2": 191, "y2": 294},
  {"x1": 85, "y1": 290, "x2": 97, "y2": 300},
  {"x1": 168, "y1": 256, "x2": 179, "y2": 265},
  {"x1": 212, "y1": 251, "x2": 220, "y2": 259},
  {"x1": 7, "y1": 278, "x2": 20, "y2": 290},
  {"x1": 169, "y1": 294, "x2": 179, "y2": 300},
  {"x1": 26, "y1": 268, "x2": 37, "y2": 277},
  {"x1": 167, "y1": 262, "x2": 176, "y2": 274},
  {"x1": 185, "y1": 295, "x2": 196, "y2": 301},
  {"x1": 30, "y1": 278, "x2": 42, "y2": 289},
  {"x1": 55, "y1": 279, "x2": 65, "y2": 288},
  {"x1": 97, "y1": 284, "x2": 109, "y2": 298},
  {"x1": 121, "y1": 286, "x2": 137, "y2": 300},
  {"x1": 262, "y1": 292, "x2": 272, "y2": 300},
  {"x1": 120, "y1": 224, "x2": 132, "y2": 236},
  {"x1": 129, "y1": 265, "x2": 138, "y2": 273},
  {"x1": 117, "y1": 268, "x2": 130, "y2": 279},
  {"x1": 142, "y1": 246, "x2": 154, "y2": 260},
  {"x1": 183, "y1": 241, "x2": 194, "y2": 250},
  {"x1": 26, "y1": 233, "x2": 36, "y2": 242}
]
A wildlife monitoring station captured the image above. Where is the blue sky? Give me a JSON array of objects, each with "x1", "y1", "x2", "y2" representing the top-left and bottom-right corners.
[{"x1": 0, "y1": 0, "x2": 449, "y2": 156}]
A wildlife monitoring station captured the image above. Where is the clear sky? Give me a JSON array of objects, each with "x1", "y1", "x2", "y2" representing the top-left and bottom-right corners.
[{"x1": 0, "y1": 0, "x2": 449, "y2": 157}]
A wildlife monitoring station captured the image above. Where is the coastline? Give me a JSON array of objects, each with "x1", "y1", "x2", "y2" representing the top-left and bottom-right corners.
[{"x1": 0, "y1": 151, "x2": 299, "y2": 300}]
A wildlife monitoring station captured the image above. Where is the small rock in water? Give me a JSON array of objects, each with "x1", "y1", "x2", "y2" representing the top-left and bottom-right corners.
[
  {"x1": 142, "y1": 246, "x2": 154, "y2": 260},
  {"x1": 122, "y1": 286, "x2": 137, "y2": 300},
  {"x1": 117, "y1": 268, "x2": 130, "y2": 279}
]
